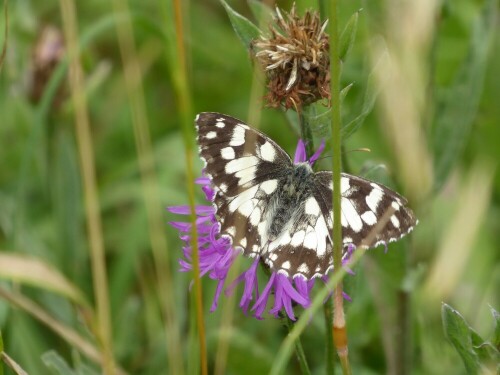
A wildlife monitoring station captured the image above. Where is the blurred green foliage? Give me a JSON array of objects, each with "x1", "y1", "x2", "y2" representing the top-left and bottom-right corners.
[{"x1": 0, "y1": 0, "x2": 498, "y2": 374}]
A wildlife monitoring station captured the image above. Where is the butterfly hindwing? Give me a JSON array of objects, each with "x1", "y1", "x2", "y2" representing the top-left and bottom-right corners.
[{"x1": 314, "y1": 171, "x2": 417, "y2": 249}]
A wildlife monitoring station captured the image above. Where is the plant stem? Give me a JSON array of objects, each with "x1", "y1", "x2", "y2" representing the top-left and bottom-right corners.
[
  {"x1": 283, "y1": 317, "x2": 312, "y2": 375},
  {"x1": 329, "y1": 0, "x2": 351, "y2": 373},
  {"x1": 324, "y1": 298, "x2": 335, "y2": 374}
]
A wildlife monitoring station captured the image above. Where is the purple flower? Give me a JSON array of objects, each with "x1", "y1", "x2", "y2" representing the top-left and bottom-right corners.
[{"x1": 168, "y1": 139, "x2": 352, "y2": 320}]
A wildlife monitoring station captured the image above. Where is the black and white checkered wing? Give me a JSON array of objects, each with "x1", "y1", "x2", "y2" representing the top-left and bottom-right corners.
[
  {"x1": 314, "y1": 171, "x2": 418, "y2": 249},
  {"x1": 196, "y1": 112, "x2": 293, "y2": 256},
  {"x1": 264, "y1": 172, "x2": 418, "y2": 279},
  {"x1": 196, "y1": 112, "x2": 417, "y2": 280}
]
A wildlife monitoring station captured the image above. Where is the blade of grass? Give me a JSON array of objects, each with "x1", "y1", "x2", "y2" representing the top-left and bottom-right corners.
[
  {"x1": 0, "y1": 253, "x2": 90, "y2": 308},
  {"x1": 165, "y1": 0, "x2": 207, "y2": 374},
  {"x1": 0, "y1": 288, "x2": 127, "y2": 375},
  {"x1": 110, "y1": 0, "x2": 183, "y2": 373},
  {"x1": 0, "y1": 0, "x2": 8, "y2": 73},
  {"x1": 58, "y1": 0, "x2": 114, "y2": 373}
]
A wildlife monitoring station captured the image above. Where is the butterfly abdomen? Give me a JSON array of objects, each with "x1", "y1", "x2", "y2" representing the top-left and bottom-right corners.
[{"x1": 268, "y1": 163, "x2": 315, "y2": 240}]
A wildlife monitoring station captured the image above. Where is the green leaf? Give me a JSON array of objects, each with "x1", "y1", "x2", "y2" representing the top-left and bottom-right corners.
[
  {"x1": 219, "y1": 0, "x2": 261, "y2": 50},
  {"x1": 339, "y1": 10, "x2": 359, "y2": 61},
  {"x1": 340, "y1": 82, "x2": 354, "y2": 103},
  {"x1": 341, "y1": 66, "x2": 379, "y2": 139},
  {"x1": 247, "y1": 0, "x2": 274, "y2": 26},
  {"x1": 442, "y1": 303, "x2": 481, "y2": 374},
  {"x1": 42, "y1": 351, "x2": 76, "y2": 375},
  {"x1": 431, "y1": 0, "x2": 496, "y2": 191}
]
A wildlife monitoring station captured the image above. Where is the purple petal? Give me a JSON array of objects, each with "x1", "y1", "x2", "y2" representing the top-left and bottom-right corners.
[
  {"x1": 252, "y1": 273, "x2": 276, "y2": 319},
  {"x1": 294, "y1": 139, "x2": 307, "y2": 164},
  {"x1": 210, "y1": 279, "x2": 226, "y2": 312},
  {"x1": 308, "y1": 139, "x2": 325, "y2": 165},
  {"x1": 167, "y1": 205, "x2": 214, "y2": 215}
]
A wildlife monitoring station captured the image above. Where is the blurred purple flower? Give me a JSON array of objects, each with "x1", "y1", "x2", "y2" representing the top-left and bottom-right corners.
[{"x1": 168, "y1": 139, "x2": 352, "y2": 320}]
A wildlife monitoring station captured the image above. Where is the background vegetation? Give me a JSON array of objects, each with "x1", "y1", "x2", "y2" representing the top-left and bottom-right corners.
[{"x1": 0, "y1": 0, "x2": 498, "y2": 374}]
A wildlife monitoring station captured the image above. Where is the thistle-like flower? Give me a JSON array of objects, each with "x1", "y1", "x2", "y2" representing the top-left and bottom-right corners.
[
  {"x1": 169, "y1": 140, "x2": 353, "y2": 320},
  {"x1": 253, "y1": 5, "x2": 330, "y2": 109}
]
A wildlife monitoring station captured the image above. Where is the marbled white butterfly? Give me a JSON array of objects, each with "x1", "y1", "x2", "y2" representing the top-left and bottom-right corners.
[{"x1": 196, "y1": 112, "x2": 417, "y2": 279}]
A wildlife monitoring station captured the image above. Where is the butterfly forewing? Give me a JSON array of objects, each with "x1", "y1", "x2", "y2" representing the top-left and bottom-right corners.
[
  {"x1": 196, "y1": 112, "x2": 293, "y2": 256},
  {"x1": 195, "y1": 112, "x2": 418, "y2": 279}
]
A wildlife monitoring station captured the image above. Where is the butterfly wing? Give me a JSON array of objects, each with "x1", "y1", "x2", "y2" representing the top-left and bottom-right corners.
[
  {"x1": 314, "y1": 171, "x2": 418, "y2": 249},
  {"x1": 196, "y1": 112, "x2": 293, "y2": 256},
  {"x1": 261, "y1": 171, "x2": 418, "y2": 279}
]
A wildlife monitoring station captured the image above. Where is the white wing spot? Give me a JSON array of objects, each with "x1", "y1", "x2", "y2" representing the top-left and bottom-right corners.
[
  {"x1": 215, "y1": 121, "x2": 225, "y2": 128},
  {"x1": 392, "y1": 201, "x2": 400, "y2": 211},
  {"x1": 291, "y1": 230, "x2": 305, "y2": 246},
  {"x1": 298, "y1": 263, "x2": 309, "y2": 274},
  {"x1": 391, "y1": 215, "x2": 400, "y2": 228},
  {"x1": 341, "y1": 177, "x2": 350, "y2": 194},
  {"x1": 314, "y1": 217, "x2": 328, "y2": 256},
  {"x1": 305, "y1": 197, "x2": 320, "y2": 215},
  {"x1": 238, "y1": 123, "x2": 250, "y2": 130},
  {"x1": 219, "y1": 183, "x2": 228, "y2": 193},
  {"x1": 361, "y1": 211, "x2": 377, "y2": 225},
  {"x1": 238, "y1": 200, "x2": 255, "y2": 217},
  {"x1": 240, "y1": 237, "x2": 247, "y2": 248},
  {"x1": 341, "y1": 197, "x2": 363, "y2": 232},
  {"x1": 228, "y1": 185, "x2": 258, "y2": 212},
  {"x1": 250, "y1": 207, "x2": 261, "y2": 226},
  {"x1": 235, "y1": 166, "x2": 257, "y2": 186},
  {"x1": 269, "y1": 253, "x2": 278, "y2": 261},
  {"x1": 206, "y1": 131, "x2": 217, "y2": 139},
  {"x1": 229, "y1": 126, "x2": 245, "y2": 146},
  {"x1": 281, "y1": 261, "x2": 291, "y2": 270},
  {"x1": 366, "y1": 188, "x2": 384, "y2": 213},
  {"x1": 303, "y1": 229, "x2": 317, "y2": 249},
  {"x1": 260, "y1": 179, "x2": 278, "y2": 194},
  {"x1": 220, "y1": 147, "x2": 235, "y2": 160},
  {"x1": 260, "y1": 142, "x2": 276, "y2": 162},
  {"x1": 225, "y1": 156, "x2": 258, "y2": 174}
]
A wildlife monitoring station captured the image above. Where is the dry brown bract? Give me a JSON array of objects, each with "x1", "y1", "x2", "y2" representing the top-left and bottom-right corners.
[{"x1": 253, "y1": 5, "x2": 330, "y2": 109}]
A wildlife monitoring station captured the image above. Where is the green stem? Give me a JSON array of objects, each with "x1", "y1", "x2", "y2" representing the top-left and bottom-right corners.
[
  {"x1": 324, "y1": 298, "x2": 335, "y2": 375},
  {"x1": 283, "y1": 318, "x2": 312, "y2": 375},
  {"x1": 329, "y1": 0, "x2": 351, "y2": 374}
]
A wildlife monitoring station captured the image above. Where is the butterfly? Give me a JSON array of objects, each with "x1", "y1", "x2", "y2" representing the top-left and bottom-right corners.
[{"x1": 196, "y1": 112, "x2": 417, "y2": 279}]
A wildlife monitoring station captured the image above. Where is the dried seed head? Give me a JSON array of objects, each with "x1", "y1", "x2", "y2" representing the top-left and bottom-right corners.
[{"x1": 252, "y1": 4, "x2": 330, "y2": 109}]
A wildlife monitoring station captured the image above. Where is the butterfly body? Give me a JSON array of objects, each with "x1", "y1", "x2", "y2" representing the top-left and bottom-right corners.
[{"x1": 196, "y1": 112, "x2": 417, "y2": 279}]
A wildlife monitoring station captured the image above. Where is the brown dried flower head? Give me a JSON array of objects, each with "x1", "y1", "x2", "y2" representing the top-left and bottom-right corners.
[{"x1": 253, "y1": 4, "x2": 330, "y2": 109}]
